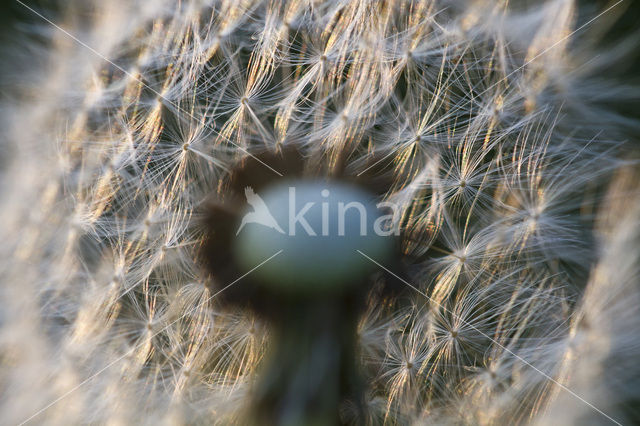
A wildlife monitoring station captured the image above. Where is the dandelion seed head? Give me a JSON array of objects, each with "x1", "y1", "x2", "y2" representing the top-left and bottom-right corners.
[{"x1": 0, "y1": 0, "x2": 638, "y2": 423}]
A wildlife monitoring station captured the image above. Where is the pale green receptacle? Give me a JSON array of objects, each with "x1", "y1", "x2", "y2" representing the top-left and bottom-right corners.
[{"x1": 233, "y1": 180, "x2": 395, "y2": 293}]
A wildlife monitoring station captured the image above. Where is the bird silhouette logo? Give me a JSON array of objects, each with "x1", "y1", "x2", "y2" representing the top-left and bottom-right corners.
[{"x1": 236, "y1": 187, "x2": 286, "y2": 235}]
